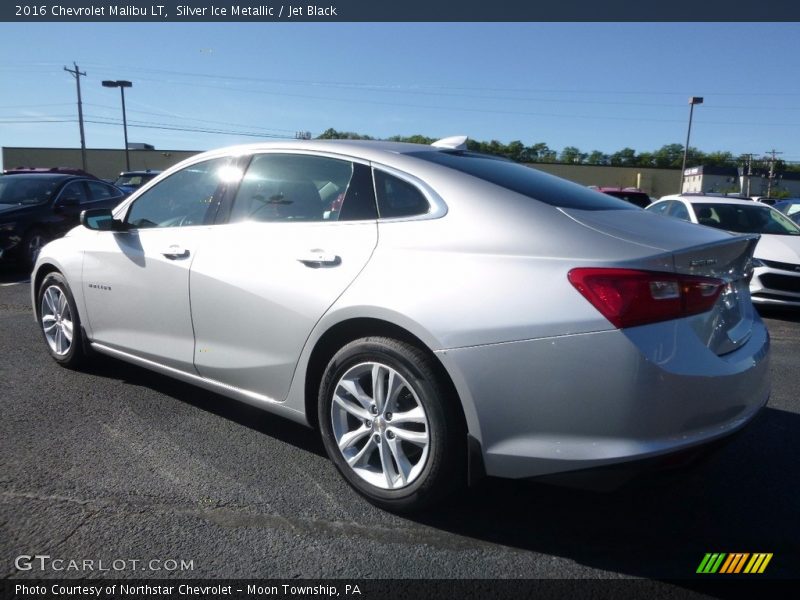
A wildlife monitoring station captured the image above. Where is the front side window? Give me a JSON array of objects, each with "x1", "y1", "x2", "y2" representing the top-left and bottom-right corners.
[
  {"x1": 125, "y1": 158, "x2": 232, "y2": 228},
  {"x1": 374, "y1": 171, "x2": 430, "y2": 218},
  {"x1": 230, "y1": 154, "x2": 376, "y2": 223},
  {"x1": 59, "y1": 181, "x2": 88, "y2": 205},
  {"x1": 646, "y1": 201, "x2": 671, "y2": 215}
]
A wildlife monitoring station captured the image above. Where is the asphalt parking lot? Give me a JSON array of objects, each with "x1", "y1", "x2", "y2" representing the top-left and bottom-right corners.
[{"x1": 1, "y1": 265, "x2": 798, "y2": 584}]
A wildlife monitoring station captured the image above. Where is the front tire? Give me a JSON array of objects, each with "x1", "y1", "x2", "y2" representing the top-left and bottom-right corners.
[
  {"x1": 37, "y1": 272, "x2": 88, "y2": 369},
  {"x1": 318, "y1": 337, "x2": 466, "y2": 512},
  {"x1": 22, "y1": 228, "x2": 48, "y2": 268}
]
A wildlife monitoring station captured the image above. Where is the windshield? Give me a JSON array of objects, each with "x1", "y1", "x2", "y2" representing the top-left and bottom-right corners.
[
  {"x1": 407, "y1": 150, "x2": 637, "y2": 211},
  {"x1": 0, "y1": 176, "x2": 61, "y2": 205},
  {"x1": 115, "y1": 174, "x2": 154, "y2": 188},
  {"x1": 691, "y1": 202, "x2": 800, "y2": 236}
]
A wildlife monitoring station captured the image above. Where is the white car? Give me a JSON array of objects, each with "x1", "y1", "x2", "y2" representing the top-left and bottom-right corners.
[{"x1": 648, "y1": 195, "x2": 800, "y2": 307}]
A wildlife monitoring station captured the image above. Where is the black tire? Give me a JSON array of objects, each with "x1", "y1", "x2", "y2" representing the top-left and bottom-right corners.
[
  {"x1": 318, "y1": 337, "x2": 466, "y2": 512},
  {"x1": 36, "y1": 272, "x2": 88, "y2": 369},
  {"x1": 21, "y1": 228, "x2": 48, "y2": 268}
]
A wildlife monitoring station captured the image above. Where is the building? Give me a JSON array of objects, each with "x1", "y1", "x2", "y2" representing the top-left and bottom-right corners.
[
  {"x1": 4, "y1": 146, "x2": 683, "y2": 198},
  {"x1": 738, "y1": 167, "x2": 800, "y2": 198},
  {"x1": 2, "y1": 147, "x2": 198, "y2": 180},
  {"x1": 681, "y1": 165, "x2": 739, "y2": 194}
]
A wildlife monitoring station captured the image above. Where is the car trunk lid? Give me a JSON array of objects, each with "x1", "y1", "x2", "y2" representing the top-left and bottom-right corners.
[{"x1": 562, "y1": 208, "x2": 759, "y2": 355}]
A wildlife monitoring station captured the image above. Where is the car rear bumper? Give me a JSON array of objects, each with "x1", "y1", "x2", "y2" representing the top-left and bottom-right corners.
[{"x1": 437, "y1": 317, "x2": 770, "y2": 479}]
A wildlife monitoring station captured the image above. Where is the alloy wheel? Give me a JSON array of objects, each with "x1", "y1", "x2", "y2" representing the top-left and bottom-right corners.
[
  {"x1": 40, "y1": 285, "x2": 73, "y2": 356},
  {"x1": 330, "y1": 361, "x2": 430, "y2": 490}
]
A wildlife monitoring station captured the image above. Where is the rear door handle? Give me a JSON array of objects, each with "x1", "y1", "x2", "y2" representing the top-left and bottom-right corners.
[
  {"x1": 161, "y1": 245, "x2": 190, "y2": 260},
  {"x1": 297, "y1": 249, "x2": 341, "y2": 268}
]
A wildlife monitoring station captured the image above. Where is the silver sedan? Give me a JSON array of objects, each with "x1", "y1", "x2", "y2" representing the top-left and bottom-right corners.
[{"x1": 32, "y1": 139, "x2": 770, "y2": 511}]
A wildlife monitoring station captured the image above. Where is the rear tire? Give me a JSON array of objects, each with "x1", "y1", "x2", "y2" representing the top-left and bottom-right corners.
[
  {"x1": 37, "y1": 272, "x2": 88, "y2": 369},
  {"x1": 318, "y1": 337, "x2": 466, "y2": 512}
]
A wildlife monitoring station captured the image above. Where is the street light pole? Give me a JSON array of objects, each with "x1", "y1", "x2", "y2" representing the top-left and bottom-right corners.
[
  {"x1": 680, "y1": 96, "x2": 703, "y2": 193},
  {"x1": 102, "y1": 80, "x2": 133, "y2": 171}
]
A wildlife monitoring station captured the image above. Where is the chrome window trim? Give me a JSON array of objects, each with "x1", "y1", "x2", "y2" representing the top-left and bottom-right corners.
[{"x1": 369, "y1": 162, "x2": 448, "y2": 222}]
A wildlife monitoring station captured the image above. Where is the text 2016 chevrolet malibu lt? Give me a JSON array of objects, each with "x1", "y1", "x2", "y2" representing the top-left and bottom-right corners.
[{"x1": 32, "y1": 138, "x2": 769, "y2": 511}]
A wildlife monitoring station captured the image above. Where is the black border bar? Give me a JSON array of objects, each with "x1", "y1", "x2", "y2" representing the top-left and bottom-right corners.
[
  {"x1": 2, "y1": 579, "x2": 797, "y2": 600},
  {"x1": 3, "y1": 1, "x2": 800, "y2": 22}
]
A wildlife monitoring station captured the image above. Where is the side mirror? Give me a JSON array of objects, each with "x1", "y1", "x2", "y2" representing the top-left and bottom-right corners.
[{"x1": 80, "y1": 208, "x2": 127, "y2": 231}]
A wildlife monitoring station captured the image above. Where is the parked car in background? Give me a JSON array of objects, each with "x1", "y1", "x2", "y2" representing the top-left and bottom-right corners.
[
  {"x1": 3, "y1": 167, "x2": 97, "y2": 178},
  {"x1": 0, "y1": 173, "x2": 126, "y2": 266},
  {"x1": 594, "y1": 186, "x2": 651, "y2": 208},
  {"x1": 31, "y1": 139, "x2": 769, "y2": 511},
  {"x1": 647, "y1": 194, "x2": 800, "y2": 307},
  {"x1": 751, "y1": 196, "x2": 780, "y2": 206},
  {"x1": 773, "y1": 199, "x2": 800, "y2": 225},
  {"x1": 113, "y1": 169, "x2": 162, "y2": 194}
]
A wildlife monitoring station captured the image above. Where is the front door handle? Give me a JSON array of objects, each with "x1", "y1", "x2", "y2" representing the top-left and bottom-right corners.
[
  {"x1": 161, "y1": 245, "x2": 190, "y2": 260},
  {"x1": 297, "y1": 249, "x2": 341, "y2": 268}
]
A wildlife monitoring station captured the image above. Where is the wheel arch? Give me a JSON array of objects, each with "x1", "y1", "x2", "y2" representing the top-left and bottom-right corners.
[
  {"x1": 303, "y1": 317, "x2": 469, "y2": 436},
  {"x1": 31, "y1": 262, "x2": 62, "y2": 320}
]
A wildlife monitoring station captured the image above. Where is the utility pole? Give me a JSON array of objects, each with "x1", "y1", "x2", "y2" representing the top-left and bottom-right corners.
[
  {"x1": 765, "y1": 149, "x2": 783, "y2": 198},
  {"x1": 680, "y1": 96, "x2": 704, "y2": 193},
  {"x1": 64, "y1": 62, "x2": 88, "y2": 172},
  {"x1": 741, "y1": 153, "x2": 754, "y2": 197}
]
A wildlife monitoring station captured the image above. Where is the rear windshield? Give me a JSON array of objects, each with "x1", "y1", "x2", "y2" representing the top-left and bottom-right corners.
[
  {"x1": 406, "y1": 151, "x2": 636, "y2": 211},
  {"x1": 601, "y1": 190, "x2": 651, "y2": 208}
]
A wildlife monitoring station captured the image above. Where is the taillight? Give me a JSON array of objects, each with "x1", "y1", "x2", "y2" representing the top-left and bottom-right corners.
[{"x1": 568, "y1": 268, "x2": 725, "y2": 329}]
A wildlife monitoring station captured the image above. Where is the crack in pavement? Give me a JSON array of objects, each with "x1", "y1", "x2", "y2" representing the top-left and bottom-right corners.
[{"x1": 0, "y1": 490, "x2": 502, "y2": 553}]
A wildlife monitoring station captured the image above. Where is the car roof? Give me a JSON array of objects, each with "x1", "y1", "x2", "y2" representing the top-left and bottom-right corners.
[
  {"x1": 658, "y1": 195, "x2": 759, "y2": 206},
  {"x1": 0, "y1": 173, "x2": 80, "y2": 182},
  {"x1": 191, "y1": 139, "x2": 461, "y2": 165},
  {"x1": 3, "y1": 167, "x2": 96, "y2": 177},
  {"x1": 684, "y1": 198, "x2": 771, "y2": 207}
]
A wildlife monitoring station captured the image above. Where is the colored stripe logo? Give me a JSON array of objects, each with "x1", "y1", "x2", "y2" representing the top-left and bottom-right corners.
[{"x1": 697, "y1": 553, "x2": 773, "y2": 574}]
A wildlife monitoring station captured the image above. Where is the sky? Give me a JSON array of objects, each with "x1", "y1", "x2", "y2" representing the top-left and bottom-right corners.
[{"x1": 1, "y1": 22, "x2": 800, "y2": 169}]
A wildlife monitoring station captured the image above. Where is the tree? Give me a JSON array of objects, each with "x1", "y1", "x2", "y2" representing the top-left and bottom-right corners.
[
  {"x1": 387, "y1": 134, "x2": 436, "y2": 145},
  {"x1": 559, "y1": 146, "x2": 586, "y2": 164},
  {"x1": 316, "y1": 128, "x2": 373, "y2": 140},
  {"x1": 610, "y1": 147, "x2": 637, "y2": 167},
  {"x1": 704, "y1": 151, "x2": 736, "y2": 168},
  {"x1": 586, "y1": 150, "x2": 609, "y2": 165},
  {"x1": 652, "y1": 143, "x2": 685, "y2": 168}
]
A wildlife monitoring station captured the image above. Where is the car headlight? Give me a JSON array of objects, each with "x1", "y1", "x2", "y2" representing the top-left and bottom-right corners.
[
  {"x1": 751, "y1": 258, "x2": 765, "y2": 268},
  {"x1": 0, "y1": 222, "x2": 16, "y2": 232}
]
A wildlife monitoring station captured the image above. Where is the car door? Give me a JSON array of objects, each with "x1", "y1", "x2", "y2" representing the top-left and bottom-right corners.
[
  {"x1": 82, "y1": 156, "x2": 236, "y2": 371},
  {"x1": 49, "y1": 180, "x2": 89, "y2": 238},
  {"x1": 189, "y1": 152, "x2": 379, "y2": 401}
]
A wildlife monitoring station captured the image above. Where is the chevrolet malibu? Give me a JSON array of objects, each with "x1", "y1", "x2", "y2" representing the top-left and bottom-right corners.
[{"x1": 31, "y1": 139, "x2": 770, "y2": 511}]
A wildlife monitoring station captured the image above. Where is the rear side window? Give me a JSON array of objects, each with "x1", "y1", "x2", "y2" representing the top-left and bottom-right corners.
[
  {"x1": 406, "y1": 151, "x2": 636, "y2": 211},
  {"x1": 230, "y1": 154, "x2": 377, "y2": 223},
  {"x1": 87, "y1": 180, "x2": 121, "y2": 201},
  {"x1": 374, "y1": 171, "x2": 430, "y2": 218}
]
